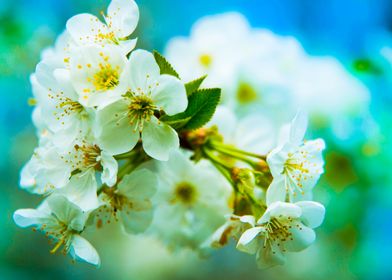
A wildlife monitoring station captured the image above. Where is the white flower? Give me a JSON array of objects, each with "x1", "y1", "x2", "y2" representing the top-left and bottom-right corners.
[
  {"x1": 165, "y1": 13, "x2": 250, "y2": 85},
  {"x1": 66, "y1": 0, "x2": 139, "y2": 55},
  {"x1": 94, "y1": 169, "x2": 157, "y2": 234},
  {"x1": 69, "y1": 44, "x2": 128, "y2": 108},
  {"x1": 13, "y1": 195, "x2": 100, "y2": 266},
  {"x1": 266, "y1": 111, "x2": 325, "y2": 205},
  {"x1": 237, "y1": 201, "x2": 325, "y2": 268},
  {"x1": 96, "y1": 50, "x2": 187, "y2": 160},
  {"x1": 21, "y1": 136, "x2": 117, "y2": 211},
  {"x1": 31, "y1": 60, "x2": 91, "y2": 147},
  {"x1": 149, "y1": 150, "x2": 231, "y2": 250}
]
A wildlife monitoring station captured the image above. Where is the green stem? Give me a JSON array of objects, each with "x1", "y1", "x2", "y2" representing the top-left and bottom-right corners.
[
  {"x1": 211, "y1": 144, "x2": 259, "y2": 168},
  {"x1": 210, "y1": 141, "x2": 266, "y2": 160}
]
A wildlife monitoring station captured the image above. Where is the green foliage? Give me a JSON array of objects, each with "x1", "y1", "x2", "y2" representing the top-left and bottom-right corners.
[
  {"x1": 161, "y1": 88, "x2": 221, "y2": 131},
  {"x1": 153, "y1": 51, "x2": 180, "y2": 78},
  {"x1": 185, "y1": 75, "x2": 207, "y2": 96}
]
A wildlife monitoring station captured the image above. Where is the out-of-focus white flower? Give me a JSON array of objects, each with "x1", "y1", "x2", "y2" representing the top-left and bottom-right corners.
[
  {"x1": 66, "y1": 0, "x2": 139, "y2": 55},
  {"x1": 237, "y1": 201, "x2": 325, "y2": 268},
  {"x1": 96, "y1": 50, "x2": 187, "y2": 160},
  {"x1": 69, "y1": 44, "x2": 129, "y2": 108},
  {"x1": 149, "y1": 151, "x2": 231, "y2": 250},
  {"x1": 165, "y1": 13, "x2": 251, "y2": 86},
  {"x1": 266, "y1": 112, "x2": 325, "y2": 205},
  {"x1": 292, "y1": 57, "x2": 370, "y2": 121},
  {"x1": 208, "y1": 106, "x2": 277, "y2": 155},
  {"x1": 13, "y1": 195, "x2": 100, "y2": 266},
  {"x1": 95, "y1": 169, "x2": 157, "y2": 234}
]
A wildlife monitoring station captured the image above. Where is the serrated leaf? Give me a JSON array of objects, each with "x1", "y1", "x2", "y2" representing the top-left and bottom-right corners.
[
  {"x1": 153, "y1": 51, "x2": 180, "y2": 78},
  {"x1": 163, "y1": 116, "x2": 192, "y2": 130},
  {"x1": 183, "y1": 88, "x2": 220, "y2": 130},
  {"x1": 185, "y1": 75, "x2": 207, "y2": 96},
  {"x1": 161, "y1": 88, "x2": 221, "y2": 131}
]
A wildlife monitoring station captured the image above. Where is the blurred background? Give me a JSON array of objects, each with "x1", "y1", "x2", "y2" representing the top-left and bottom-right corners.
[{"x1": 1, "y1": 0, "x2": 392, "y2": 279}]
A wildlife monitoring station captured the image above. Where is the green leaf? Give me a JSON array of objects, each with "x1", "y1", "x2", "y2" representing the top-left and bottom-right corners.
[
  {"x1": 185, "y1": 75, "x2": 207, "y2": 96},
  {"x1": 153, "y1": 51, "x2": 180, "y2": 78},
  {"x1": 161, "y1": 88, "x2": 221, "y2": 131}
]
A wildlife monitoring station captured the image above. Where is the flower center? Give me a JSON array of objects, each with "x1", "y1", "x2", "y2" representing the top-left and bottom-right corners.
[
  {"x1": 96, "y1": 31, "x2": 118, "y2": 44},
  {"x1": 236, "y1": 82, "x2": 258, "y2": 104},
  {"x1": 127, "y1": 94, "x2": 156, "y2": 132},
  {"x1": 263, "y1": 217, "x2": 294, "y2": 253},
  {"x1": 74, "y1": 144, "x2": 102, "y2": 171},
  {"x1": 91, "y1": 63, "x2": 120, "y2": 91},
  {"x1": 47, "y1": 89, "x2": 85, "y2": 125},
  {"x1": 199, "y1": 54, "x2": 212, "y2": 67},
  {"x1": 174, "y1": 182, "x2": 198, "y2": 205}
]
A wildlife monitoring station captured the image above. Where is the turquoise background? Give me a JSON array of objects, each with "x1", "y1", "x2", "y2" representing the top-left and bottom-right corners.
[{"x1": 1, "y1": 1, "x2": 391, "y2": 279}]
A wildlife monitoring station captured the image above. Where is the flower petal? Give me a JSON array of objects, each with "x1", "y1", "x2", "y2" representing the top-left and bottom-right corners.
[
  {"x1": 100, "y1": 151, "x2": 118, "y2": 186},
  {"x1": 13, "y1": 209, "x2": 47, "y2": 228},
  {"x1": 58, "y1": 171, "x2": 100, "y2": 212},
  {"x1": 117, "y1": 168, "x2": 157, "y2": 199},
  {"x1": 107, "y1": 0, "x2": 139, "y2": 38},
  {"x1": 236, "y1": 227, "x2": 263, "y2": 254},
  {"x1": 142, "y1": 116, "x2": 179, "y2": 161},
  {"x1": 151, "y1": 74, "x2": 187, "y2": 115},
  {"x1": 266, "y1": 177, "x2": 286, "y2": 206},
  {"x1": 285, "y1": 223, "x2": 315, "y2": 252},
  {"x1": 296, "y1": 201, "x2": 325, "y2": 228},
  {"x1": 96, "y1": 100, "x2": 139, "y2": 155},
  {"x1": 70, "y1": 235, "x2": 100, "y2": 266},
  {"x1": 66, "y1": 13, "x2": 107, "y2": 45},
  {"x1": 289, "y1": 110, "x2": 308, "y2": 145},
  {"x1": 120, "y1": 207, "x2": 153, "y2": 234},
  {"x1": 256, "y1": 242, "x2": 286, "y2": 269},
  {"x1": 126, "y1": 50, "x2": 160, "y2": 92}
]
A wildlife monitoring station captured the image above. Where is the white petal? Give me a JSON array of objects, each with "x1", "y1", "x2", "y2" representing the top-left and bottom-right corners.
[
  {"x1": 66, "y1": 13, "x2": 107, "y2": 45},
  {"x1": 13, "y1": 209, "x2": 47, "y2": 227},
  {"x1": 119, "y1": 38, "x2": 137, "y2": 55},
  {"x1": 142, "y1": 116, "x2": 179, "y2": 161},
  {"x1": 239, "y1": 215, "x2": 256, "y2": 227},
  {"x1": 70, "y1": 235, "x2": 100, "y2": 266},
  {"x1": 236, "y1": 227, "x2": 263, "y2": 254},
  {"x1": 151, "y1": 75, "x2": 187, "y2": 115},
  {"x1": 96, "y1": 101, "x2": 139, "y2": 155},
  {"x1": 259, "y1": 202, "x2": 301, "y2": 224},
  {"x1": 59, "y1": 171, "x2": 100, "y2": 212},
  {"x1": 296, "y1": 201, "x2": 325, "y2": 228},
  {"x1": 289, "y1": 110, "x2": 308, "y2": 145},
  {"x1": 126, "y1": 50, "x2": 160, "y2": 92},
  {"x1": 285, "y1": 224, "x2": 315, "y2": 252},
  {"x1": 266, "y1": 177, "x2": 286, "y2": 206},
  {"x1": 256, "y1": 242, "x2": 286, "y2": 269},
  {"x1": 47, "y1": 195, "x2": 86, "y2": 231},
  {"x1": 120, "y1": 207, "x2": 153, "y2": 234},
  {"x1": 100, "y1": 151, "x2": 118, "y2": 186},
  {"x1": 266, "y1": 143, "x2": 291, "y2": 177},
  {"x1": 117, "y1": 168, "x2": 157, "y2": 199},
  {"x1": 207, "y1": 106, "x2": 237, "y2": 139},
  {"x1": 107, "y1": 0, "x2": 139, "y2": 38}
]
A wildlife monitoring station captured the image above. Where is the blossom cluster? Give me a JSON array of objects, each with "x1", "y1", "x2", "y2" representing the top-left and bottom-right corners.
[{"x1": 14, "y1": 0, "x2": 327, "y2": 269}]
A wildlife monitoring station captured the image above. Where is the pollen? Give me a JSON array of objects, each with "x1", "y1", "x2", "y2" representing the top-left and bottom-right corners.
[{"x1": 91, "y1": 64, "x2": 120, "y2": 91}]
